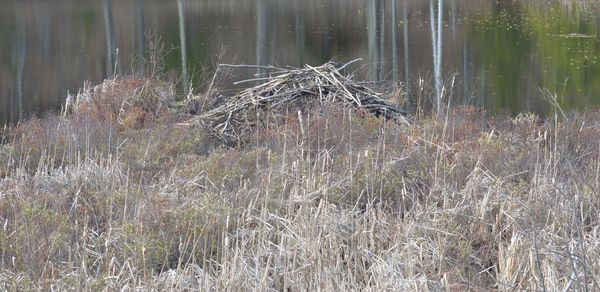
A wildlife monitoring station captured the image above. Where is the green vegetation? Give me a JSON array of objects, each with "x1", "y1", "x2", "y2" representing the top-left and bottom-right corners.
[{"x1": 0, "y1": 68, "x2": 599, "y2": 290}]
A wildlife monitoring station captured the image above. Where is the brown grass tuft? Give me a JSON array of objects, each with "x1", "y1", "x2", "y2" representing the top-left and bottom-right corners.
[{"x1": 69, "y1": 77, "x2": 175, "y2": 130}]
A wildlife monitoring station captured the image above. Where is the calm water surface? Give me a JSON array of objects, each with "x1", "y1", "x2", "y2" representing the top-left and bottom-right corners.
[{"x1": 1, "y1": 0, "x2": 600, "y2": 123}]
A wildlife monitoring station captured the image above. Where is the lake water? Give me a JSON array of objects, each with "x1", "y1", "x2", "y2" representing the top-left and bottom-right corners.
[{"x1": 1, "y1": 0, "x2": 599, "y2": 123}]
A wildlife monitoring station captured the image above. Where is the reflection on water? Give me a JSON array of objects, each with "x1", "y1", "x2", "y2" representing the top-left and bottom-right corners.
[
  {"x1": 430, "y1": 0, "x2": 443, "y2": 112},
  {"x1": 0, "y1": 0, "x2": 599, "y2": 123}
]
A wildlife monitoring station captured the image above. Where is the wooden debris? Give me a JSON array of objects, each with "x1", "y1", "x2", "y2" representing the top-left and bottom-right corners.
[{"x1": 192, "y1": 60, "x2": 410, "y2": 143}]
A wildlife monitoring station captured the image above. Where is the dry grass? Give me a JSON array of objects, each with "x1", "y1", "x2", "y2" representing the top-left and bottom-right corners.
[{"x1": 1, "y1": 73, "x2": 600, "y2": 291}]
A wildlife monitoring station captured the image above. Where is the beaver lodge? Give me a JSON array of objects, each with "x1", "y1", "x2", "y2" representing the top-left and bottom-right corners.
[{"x1": 189, "y1": 60, "x2": 410, "y2": 144}]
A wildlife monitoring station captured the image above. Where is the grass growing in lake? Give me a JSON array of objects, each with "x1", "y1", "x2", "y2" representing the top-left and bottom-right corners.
[{"x1": 0, "y1": 72, "x2": 599, "y2": 291}]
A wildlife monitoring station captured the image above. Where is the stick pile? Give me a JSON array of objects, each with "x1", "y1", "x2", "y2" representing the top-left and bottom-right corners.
[{"x1": 194, "y1": 61, "x2": 410, "y2": 142}]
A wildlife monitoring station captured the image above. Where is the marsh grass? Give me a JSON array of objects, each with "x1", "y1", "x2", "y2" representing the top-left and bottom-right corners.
[{"x1": 0, "y1": 73, "x2": 599, "y2": 291}]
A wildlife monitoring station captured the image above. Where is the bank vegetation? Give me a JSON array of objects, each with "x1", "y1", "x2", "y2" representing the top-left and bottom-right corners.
[{"x1": 0, "y1": 64, "x2": 599, "y2": 291}]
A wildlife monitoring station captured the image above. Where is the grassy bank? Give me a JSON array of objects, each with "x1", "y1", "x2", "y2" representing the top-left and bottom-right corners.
[{"x1": 0, "y1": 73, "x2": 599, "y2": 291}]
